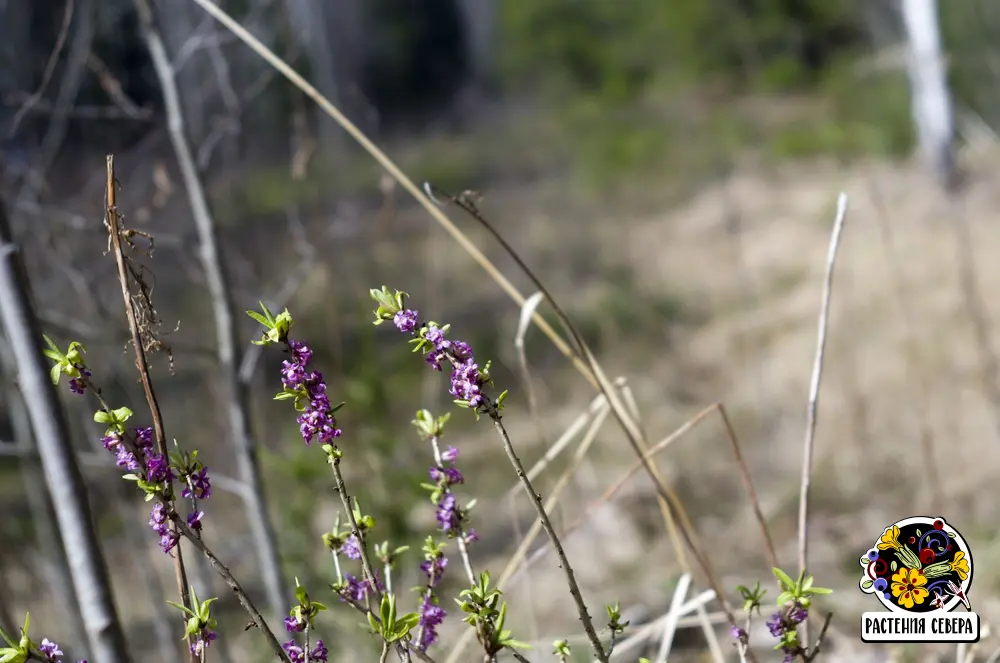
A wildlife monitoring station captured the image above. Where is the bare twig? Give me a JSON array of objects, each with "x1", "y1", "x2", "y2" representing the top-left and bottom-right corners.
[
  {"x1": 489, "y1": 409, "x2": 608, "y2": 663},
  {"x1": 5, "y1": 0, "x2": 75, "y2": 137},
  {"x1": 15, "y1": 0, "x2": 94, "y2": 205},
  {"x1": 133, "y1": 0, "x2": 288, "y2": 622},
  {"x1": 797, "y1": 193, "x2": 849, "y2": 644},
  {"x1": 174, "y1": 520, "x2": 291, "y2": 663},
  {"x1": 105, "y1": 154, "x2": 196, "y2": 662},
  {"x1": 718, "y1": 403, "x2": 778, "y2": 570}
]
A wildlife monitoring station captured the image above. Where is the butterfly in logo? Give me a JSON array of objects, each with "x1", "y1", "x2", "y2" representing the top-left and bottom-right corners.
[{"x1": 945, "y1": 580, "x2": 972, "y2": 611}]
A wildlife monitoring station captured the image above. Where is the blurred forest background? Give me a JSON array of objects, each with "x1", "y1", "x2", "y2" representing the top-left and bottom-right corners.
[{"x1": 3, "y1": 0, "x2": 1000, "y2": 662}]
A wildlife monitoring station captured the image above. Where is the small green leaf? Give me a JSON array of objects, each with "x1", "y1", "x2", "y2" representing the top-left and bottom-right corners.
[
  {"x1": 94, "y1": 411, "x2": 112, "y2": 424},
  {"x1": 862, "y1": 580, "x2": 874, "y2": 590},
  {"x1": 246, "y1": 310, "x2": 271, "y2": 327},
  {"x1": 772, "y1": 567, "x2": 796, "y2": 591},
  {"x1": 808, "y1": 587, "x2": 833, "y2": 595},
  {"x1": 49, "y1": 363, "x2": 61, "y2": 385}
]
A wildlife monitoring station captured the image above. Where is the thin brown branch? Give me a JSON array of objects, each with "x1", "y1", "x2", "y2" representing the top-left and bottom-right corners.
[
  {"x1": 105, "y1": 154, "x2": 195, "y2": 662},
  {"x1": 174, "y1": 520, "x2": 291, "y2": 663},
  {"x1": 488, "y1": 409, "x2": 608, "y2": 663},
  {"x1": 717, "y1": 404, "x2": 778, "y2": 570}
]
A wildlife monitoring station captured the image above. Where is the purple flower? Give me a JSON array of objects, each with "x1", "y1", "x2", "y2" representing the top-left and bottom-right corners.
[
  {"x1": 464, "y1": 528, "x2": 479, "y2": 544},
  {"x1": 435, "y1": 493, "x2": 461, "y2": 533},
  {"x1": 730, "y1": 625, "x2": 746, "y2": 640},
  {"x1": 114, "y1": 445, "x2": 140, "y2": 472},
  {"x1": 101, "y1": 433, "x2": 120, "y2": 451},
  {"x1": 790, "y1": 603, "x2": 808, "y2": 624},
  {"x1": 282, "y1": 641, "x2": 304, "y2": 663},
  {"x1": 311, "y1": 640, "x2": 328, "y2": 663},
  {"x1": 393, "y1": 309, "x2": 419, "y2": 333},
  {"x1": 145, "y1": 453, "x2": 174, "y2": 483},
  {"x1": 341, "y1": 534, "x2": 361, "y2": 560},
  {"x1": 289, "y1": 340, "x2": 313, "y2": 365},
  {"x1": 190, "y1": 629, "x2": 217, "y2": 656},
  {"x1": 183, "y1": 466, "x2": 212, "y2": 500},
  {"x1": 766, "y1": 612, "x2": 784, "y2": 638},
  {"x1": 149, "y1": 503, "x2": 179, "y2": 554},
  {"x1": 340, "y1": 573, "x2": 380, "y2": 603},
  {"x1": 419, "y1": 551, "x2": 448, "y2": 587},
  {"x1": 133, "y1": 427, "x2": 154, "y2": 452},
  {"x1": 416, "y1": 596, "x2": 446, "y2": 651},
  {"x1": 440, "y1": 445, "x2": 459, "y2": 464},
  {"x1": 429, "y1": 465, "x2": 463, "y2": 486},
  {"x1": 279, "y1": 342, "x2": 343, "y2": 446},
  {"x1": 423, "y1": 324, "x2": 446, "y2": 346},
  {"x1": 68, "y1": 365, "x2": 91, "y2": 395},
  {"x1": 284, "y1": 615, "x2": 306, "y2": 633},
  {"x1": 39, "y1": 638, "x2": 63, "y2": 661},
  {"x1": 449, "y1": 360, "x2": 484, "y2": 406},
  {"x1": 187, "y1": 510, "x2": 204, "y2": 532}
]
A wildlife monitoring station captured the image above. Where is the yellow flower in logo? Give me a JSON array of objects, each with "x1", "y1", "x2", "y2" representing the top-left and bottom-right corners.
[
  {"x1": 950, "y1": 552, "x2": 970, "y2": 581},
  {"x1": 878, "y1": 525, "x2": 902, "y2": 551},
  {"x1": 891, "y1": 567, "x2": 929, "y2": 609}
]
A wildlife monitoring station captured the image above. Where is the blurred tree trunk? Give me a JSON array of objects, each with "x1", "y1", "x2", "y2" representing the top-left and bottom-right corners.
[
  {"x1": 901, "y1": 0, "x2": 957, "y2": 190},
  {"x1": 0, "y1": 195, "x2": 129, "y2": 663},
  {"x1": 0, "y1": 338, "x2": 91, "y2": 661},
  {"x1": 286, "y1": 0, "x2": 346, "y2": 153},
  {"x1": 135, "y1": 0, "x2": 289, "y2": 625},
  {"x1": 456, "y1": 0, "x2": 495, "y2": 85}
]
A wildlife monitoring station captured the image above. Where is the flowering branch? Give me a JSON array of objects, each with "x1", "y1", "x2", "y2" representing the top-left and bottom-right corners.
[{"x1": 372, "y1": 287, "x2": 606, "y2": 663}]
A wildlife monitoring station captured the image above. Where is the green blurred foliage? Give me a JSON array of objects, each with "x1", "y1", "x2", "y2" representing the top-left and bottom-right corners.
[
  {"x1": 498, "y1": 0, "x2": 867, "y2": 101},
  {"x1": 496, "y1": 0, "x2": 915, "y2": 186}
]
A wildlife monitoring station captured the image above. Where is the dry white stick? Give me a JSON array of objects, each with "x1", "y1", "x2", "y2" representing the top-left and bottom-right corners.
[
  {"x1": 654, "y1": 573, "x2": 692, "y2": 663},
  {"x1": 797, "y1": 192, "x2": 849, "y2": 643}
]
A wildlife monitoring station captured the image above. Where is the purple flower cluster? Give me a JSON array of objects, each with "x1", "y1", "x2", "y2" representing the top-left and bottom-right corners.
[
  {"x1": 765, "y1": 602, "x2": 809, "y2": 662},
  {"x1": 149, "y1": 502, "x2": 179, "y2": 554},
  {"x1": 68, "y1": 365, "x2": 92, "y2": 395},
  {"x1": 340, "y1": 534, "x2": 361, "y2": 561},
  {"x1": 284, "y1": 614, "x2": 306, "y2": 633},
  {"x1": 182, "y1": 466, "x2": 212, "y2": 500},
  {"x1": 281, "y1": 639, "x2": 328, "y2": 663},
  {"x1": 393, "y1": 311, "x2": 487, "y2": 408},
  {"x1": 38, "y1": 638, "x2": 63, "y2": 662},
  {"x1": 281, "y1": 341, "x2": 342, "y2": 445},
  {"x1": 190, "y1": 627, "x2": 217, "y2": 656},
  {"x1": 428, "y1": 446, "x2": 477, "y2": 544},
  {"x1": 416, "y1": 549, "x2": 448, "y2": 651},
  {"x1": 339, "y1": 573, "x2": 381, "y2": 603},
  {"x1": 35, "y1": 637, "x2": 85, "y2": 663}
]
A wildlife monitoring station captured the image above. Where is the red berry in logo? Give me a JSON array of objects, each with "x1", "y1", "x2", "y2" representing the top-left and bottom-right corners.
[
  {"x1": 920, "y1": 548, "x2": 936, "y2": 565},
  {"x1": 933, "y1": 519, "x2": 944, "y2": 530}
]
